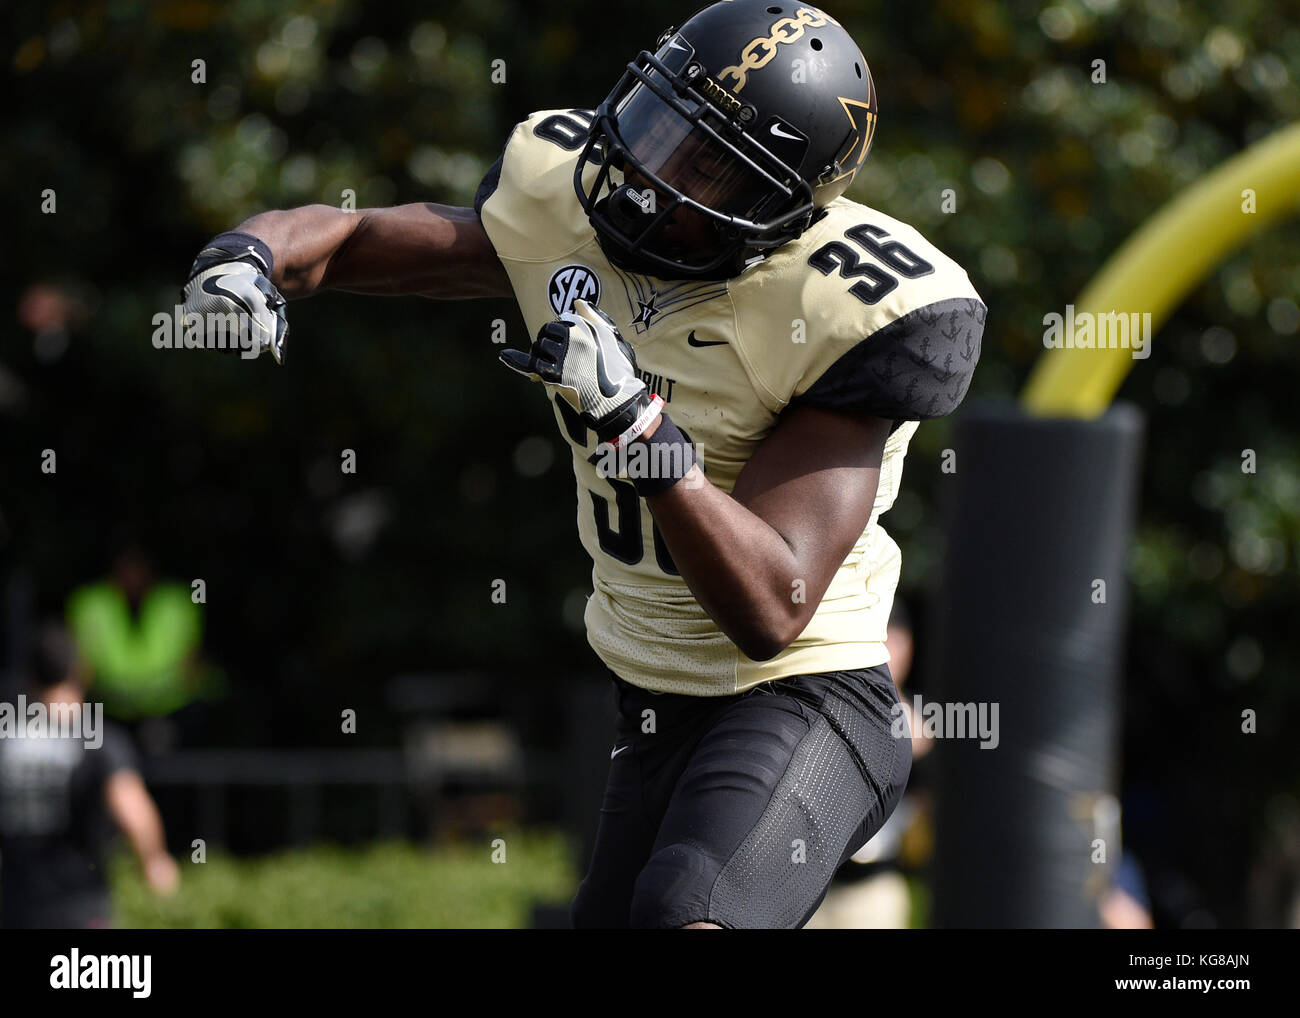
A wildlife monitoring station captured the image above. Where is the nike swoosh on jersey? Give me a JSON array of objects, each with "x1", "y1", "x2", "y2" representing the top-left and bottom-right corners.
[
  {"x1": 610, "y1": 744, "x2": 630, "y2": 759},
  {"x1": 686, "y1": 330, "x2": 728, "y2": 348}
]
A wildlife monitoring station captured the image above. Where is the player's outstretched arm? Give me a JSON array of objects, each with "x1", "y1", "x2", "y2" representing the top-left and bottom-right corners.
[
  {"x1": 238, "y1": 202, "x2": 511, "y2": 300},
  {"x1": 643, "y1": 406, "x2": 893, "y2": 661},
  {"x1": 181, "y1": 202, "x2": 511, "y2": 363}
]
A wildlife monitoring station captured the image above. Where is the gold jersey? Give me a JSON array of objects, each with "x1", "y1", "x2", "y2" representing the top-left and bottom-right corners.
[{"x1": 477, "y1": 109, "x2": 985, "y2": 696}]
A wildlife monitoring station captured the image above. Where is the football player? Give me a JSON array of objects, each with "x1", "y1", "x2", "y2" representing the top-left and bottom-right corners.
[{"x1": 182, "y1": 0, "x2": 985, "y2": 928}]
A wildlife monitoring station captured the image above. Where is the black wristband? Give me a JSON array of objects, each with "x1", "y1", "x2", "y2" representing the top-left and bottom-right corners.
[
  {"x1": 630, "y1": 413, "x2": 697, "y2": 497},
  {"x1": 189, "y1": 231, "x2": 274, "y2": 280}
]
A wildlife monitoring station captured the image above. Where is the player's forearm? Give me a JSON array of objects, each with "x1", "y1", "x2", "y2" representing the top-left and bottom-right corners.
[
  {"x1": 236, "y1": 205, "x2": 362, "y2": 297},
  {"x1": 238, "y1": 202, "x2": 510, "y2": 299},
  {"x1": 646, "y1": 473, "x2": 819, "y2": 661}
]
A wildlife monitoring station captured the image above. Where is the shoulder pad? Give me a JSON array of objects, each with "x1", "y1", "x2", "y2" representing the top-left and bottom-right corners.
[
  {"x1": 476, "y1": 109, "x2": 598, "y2": 262},
  {"x1": 731, "y1": 198, "x2": 985, "y2": 419}
]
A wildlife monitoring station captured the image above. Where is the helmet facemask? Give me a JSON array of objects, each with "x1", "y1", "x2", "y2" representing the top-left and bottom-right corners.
[{"x1": 575, "y1": 33, "x2": 817, "y2": 279}]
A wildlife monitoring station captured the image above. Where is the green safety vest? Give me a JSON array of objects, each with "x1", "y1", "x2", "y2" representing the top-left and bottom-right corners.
[{"x1": 66, "y1": 581, "x2": 203, "y2": 719}]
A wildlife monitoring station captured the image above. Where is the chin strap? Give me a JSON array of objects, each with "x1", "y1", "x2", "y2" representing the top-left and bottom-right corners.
[{"x1": 592, "y1": 205, "x2": 755, "y2": 282}]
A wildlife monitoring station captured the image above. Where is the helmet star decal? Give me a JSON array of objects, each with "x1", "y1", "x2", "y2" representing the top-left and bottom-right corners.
[{"x1": 825, "y1": 96, "x2": 878, "y2": 186}]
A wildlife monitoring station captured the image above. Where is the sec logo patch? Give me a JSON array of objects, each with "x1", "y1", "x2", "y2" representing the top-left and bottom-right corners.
[{"x1": 547, "y1": 264, "x2": 601, "y2": 315}]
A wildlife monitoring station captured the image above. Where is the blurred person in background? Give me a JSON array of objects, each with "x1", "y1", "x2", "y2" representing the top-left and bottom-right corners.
[
  {"x1": 0, "y1": 624, "x2": 179, "y2": 928},
  {"x1": 807, "y1": 599, "x2": 930, "y2": 928},
  {"x1": 66, "y1": 543, "x2": 215, "y2": 753}
]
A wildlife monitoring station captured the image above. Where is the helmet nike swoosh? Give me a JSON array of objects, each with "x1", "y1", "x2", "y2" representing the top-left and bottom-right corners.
[
  {"x1": 201, "y1": 275, "x2": 257, "y2": 319},
  {"x1": 687, "y1": 330, "x2": 728, "y2": 348},
  {"x1": 769, "y1": 121, "x2": 803, "y2": 142}
]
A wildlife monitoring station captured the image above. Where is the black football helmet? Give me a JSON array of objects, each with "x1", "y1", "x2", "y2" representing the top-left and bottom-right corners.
[{"x1": 575, "y1": 1, "x2": 878, "y2": 279}]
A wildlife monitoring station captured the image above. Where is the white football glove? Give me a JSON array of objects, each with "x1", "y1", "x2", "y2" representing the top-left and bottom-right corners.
[
  {"x1": 499, "y1": 300, "x2": 663, "y2": 447},
  {"x1": 181, "y1": 232, "x2": 289, "y2": 363}
]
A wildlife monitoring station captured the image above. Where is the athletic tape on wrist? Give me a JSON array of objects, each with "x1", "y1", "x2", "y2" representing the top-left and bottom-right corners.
[{"x1": 630, "y1": 411, "x2": 697, "y2": 497}]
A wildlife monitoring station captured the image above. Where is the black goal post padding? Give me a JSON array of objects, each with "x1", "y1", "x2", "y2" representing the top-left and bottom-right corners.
[{"x1": 927, "y1": 401, "x2": 1145, "y2": 928}]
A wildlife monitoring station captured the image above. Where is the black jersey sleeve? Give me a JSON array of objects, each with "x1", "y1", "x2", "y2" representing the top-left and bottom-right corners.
[{"x1": 793, "y1": 297, "x2": 985, "y2": 420}]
